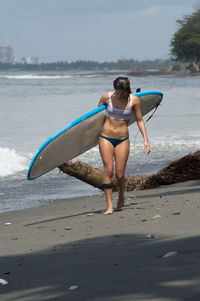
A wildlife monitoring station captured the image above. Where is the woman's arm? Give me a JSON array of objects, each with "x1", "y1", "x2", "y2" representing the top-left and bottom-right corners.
[
  {"x1": 133, "y1": 96, "x2": 151, "y2": 154},
  {"x1": 98, "y1": 93, "x2": 109, "y2": 107}
]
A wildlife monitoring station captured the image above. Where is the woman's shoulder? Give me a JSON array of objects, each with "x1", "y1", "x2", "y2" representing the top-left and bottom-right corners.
[
  {"x1": 131, "y1": 94, "x2": 140, "y2": 105},
  {"x1": 99, "y1": 92, "x2": 112, "y2": 104}
]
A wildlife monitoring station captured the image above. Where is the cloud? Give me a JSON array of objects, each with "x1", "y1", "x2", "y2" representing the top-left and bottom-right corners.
[{"x1": 0, "y1": 0, "x2": 196, "y2": 19}]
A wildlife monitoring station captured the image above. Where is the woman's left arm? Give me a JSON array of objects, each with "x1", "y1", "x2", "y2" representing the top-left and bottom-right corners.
[{"x1": 133, "y1": 96, "x2": 151, "y2": 154}]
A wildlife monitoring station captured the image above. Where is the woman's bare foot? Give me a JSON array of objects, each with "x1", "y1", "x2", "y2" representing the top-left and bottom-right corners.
[
  {"x1": 104, "y1": 207, "x2": 113, "y2": 215},
  {"x1": 117, "y1": 196, "x2": 125, "y2": 209}
]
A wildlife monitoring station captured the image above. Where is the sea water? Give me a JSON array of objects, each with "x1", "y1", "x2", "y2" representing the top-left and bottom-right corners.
[{"x1": 0, "y1": 71, "x2": 200, "y2": 213}]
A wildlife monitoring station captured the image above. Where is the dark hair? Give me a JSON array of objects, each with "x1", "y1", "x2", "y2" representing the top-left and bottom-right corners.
[{"x1": 113, "y1": 77, "x2": 132, "y2": 94}]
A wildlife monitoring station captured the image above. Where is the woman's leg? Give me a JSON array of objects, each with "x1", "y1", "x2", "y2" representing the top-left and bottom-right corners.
[
  {"x1": 114, "y1": 139, "x2": 130, "y2": 208},
  {"x1": 99, "y1": 137, "x2": 115, "y2": 214}
]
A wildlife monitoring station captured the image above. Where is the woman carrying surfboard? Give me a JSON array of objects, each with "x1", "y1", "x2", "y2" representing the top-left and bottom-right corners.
[{"x1": 98, "y1": 77, "x2": 150, "y2": 215}]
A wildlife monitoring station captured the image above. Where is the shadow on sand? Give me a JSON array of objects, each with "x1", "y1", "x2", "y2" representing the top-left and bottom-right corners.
[{"x1": 1, "y1": 233, "x2": 200, "y2": 301}]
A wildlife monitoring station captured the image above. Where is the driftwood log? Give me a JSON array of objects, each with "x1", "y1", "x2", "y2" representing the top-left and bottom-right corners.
[{"x1": 59, "y1": 150, "x2": 200, "y2": 191}]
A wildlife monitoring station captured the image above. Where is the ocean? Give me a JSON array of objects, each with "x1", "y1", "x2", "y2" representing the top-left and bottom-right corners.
[{"x1": 0, "y1": 71, "x2": 200, "y2": 214}]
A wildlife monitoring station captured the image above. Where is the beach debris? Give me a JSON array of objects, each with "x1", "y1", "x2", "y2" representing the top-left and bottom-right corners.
[
  {"x1": 59, "y1": 151, "x2": 200, "y2": 191},
  {"x1": 146, "y1": 234, "x2": 158, "y2": 239},
  {"x1": 65, "y1": 227, "x2": 71, "y2": 231},
  {"x1": 4, "y1": 222, "x2": 12, "y2": 226},
  {"x1": 3, "y1": 271, "x2": 10, "y2": 275},
  {"x1": 152, "y1": 215, "x2": 161, "y2": 219},
  {"x1": 163, "y1": 251, "x2": 178, "y2": 258},
  {"x1": 141, "y1": 218, "x2": 147, "y2": 222},
  {"x1": 69, "y1": 285, "x2": 79, "y2": 291},
  {"x1": 0, "y1": 278, "x2": 8, "y2": 285},
  {"x1": 87, "y1": 213, "x2": 94, "y2": 216},
  {"x1": 172, "y1": 212, "x2": 181, "y2": 215}
]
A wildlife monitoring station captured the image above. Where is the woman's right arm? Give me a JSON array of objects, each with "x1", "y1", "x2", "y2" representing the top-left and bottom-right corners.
[
  {"x1": 133, "y1": 96, "x2": 151, "y2": 154},
  {"x1": 98, "y1": 93, "x2": 108, "y2": 107}
]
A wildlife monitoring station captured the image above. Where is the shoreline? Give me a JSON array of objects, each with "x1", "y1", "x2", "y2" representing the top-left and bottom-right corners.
[
  {"x1": 1, "y1": 180, "x2": 200, "y2": 300},
  {"x1": 1, "y1": 68, "x2": 200, "y2": 77}
]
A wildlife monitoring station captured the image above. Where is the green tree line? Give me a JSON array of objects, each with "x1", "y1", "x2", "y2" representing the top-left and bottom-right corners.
[
  {"x1": 171, "y1": 5, "x2": 200, "y2": 72},
  {"x1": 1, "y1": 5, "x2": 199, "y2": 72},
  {"x1": 0, "y1": 58, "x2": 175, "y2": 72}
]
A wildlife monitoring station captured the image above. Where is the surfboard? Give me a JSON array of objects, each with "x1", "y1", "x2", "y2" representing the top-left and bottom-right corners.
[{"x1": 27, "y1": 91, "x2": 163, "y2": 180}]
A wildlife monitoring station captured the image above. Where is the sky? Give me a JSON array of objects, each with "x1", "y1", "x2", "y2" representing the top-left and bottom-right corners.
[{"x1": 0, "y1": 0, "x2": 199, "y2": 63}]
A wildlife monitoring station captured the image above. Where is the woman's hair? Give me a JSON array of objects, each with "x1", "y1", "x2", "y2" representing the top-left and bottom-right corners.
[{"x1": 113, "y1": 77, "x2": 132, "y2": 94}]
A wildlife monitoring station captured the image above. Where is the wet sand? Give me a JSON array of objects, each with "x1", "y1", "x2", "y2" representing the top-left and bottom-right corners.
[{"x1": 1, "y1": 180, "x2": 200, "y2": 301}]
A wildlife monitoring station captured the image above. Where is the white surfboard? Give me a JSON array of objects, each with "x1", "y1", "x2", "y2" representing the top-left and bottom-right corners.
[{"x1": 27, "y1": 91, "x2": 163, "y2": 180}]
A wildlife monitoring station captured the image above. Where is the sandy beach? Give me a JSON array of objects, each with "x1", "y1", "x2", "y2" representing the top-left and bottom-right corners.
[{"x1": 1, "y1": 180, "x2": 200, "y2": 301}]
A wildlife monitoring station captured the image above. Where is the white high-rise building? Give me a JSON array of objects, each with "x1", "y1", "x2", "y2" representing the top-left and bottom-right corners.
[
  {"x1": 22, "y1": 56, "x2": 39, "y2": 64},
  {"x1": 0, "y1": 44, "x2": 15, "y2": 64}
]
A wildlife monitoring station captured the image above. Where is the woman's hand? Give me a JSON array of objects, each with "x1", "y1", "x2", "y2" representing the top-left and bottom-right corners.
[{"x1": 144, "y1": 140, "x2": 151, "y2": 154}]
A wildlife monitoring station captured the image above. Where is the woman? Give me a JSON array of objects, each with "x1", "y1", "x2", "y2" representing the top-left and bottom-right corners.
[{"x1": 98, "y1": 77, "x2": 150, "y2": 215}]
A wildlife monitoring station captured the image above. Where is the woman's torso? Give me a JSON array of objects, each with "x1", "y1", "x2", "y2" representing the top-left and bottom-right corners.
[{"x1": 101, "y1": 92, "x2": 134, "y2": 138}]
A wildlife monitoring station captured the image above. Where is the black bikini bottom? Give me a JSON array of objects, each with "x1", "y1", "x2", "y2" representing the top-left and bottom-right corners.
[{"x1": 100, "y1": 135, "x2": 129, "y2": 147}]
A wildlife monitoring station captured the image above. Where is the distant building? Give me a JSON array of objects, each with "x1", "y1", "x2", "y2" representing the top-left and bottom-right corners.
[
  {"x1": 22, "y1": 56, "x2": 39, "y2": 65},
  {"x1": 0, "y1": 44, "x2": 15, "y2": 64}
]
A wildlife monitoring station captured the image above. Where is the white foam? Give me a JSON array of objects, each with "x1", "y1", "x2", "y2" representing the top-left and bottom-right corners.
[
  {"x1": 1, "y1": 133, "x2": 199, "y2": 178},
  {"x1": 0, "y1": 147, "x2": 29, "y2": 177},
  {"x1": 78, "y1": 135, "x2": 200, "y2": 163},
  {"x1": 0, "y1": 74, "x2": 72, "y2": 79},
  {"x1": 150, "y1": 135, "x2": 200, "y2": 153}
]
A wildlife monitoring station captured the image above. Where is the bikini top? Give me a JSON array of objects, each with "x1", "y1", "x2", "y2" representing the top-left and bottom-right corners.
[{"x1": 105, "y1": 92, "x2": 133, "y2": 121}]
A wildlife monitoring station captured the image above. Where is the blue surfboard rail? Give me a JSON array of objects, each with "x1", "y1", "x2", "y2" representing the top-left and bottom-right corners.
[{"x1": 27, "y1": 91, "x2": 163, "y2": 180}]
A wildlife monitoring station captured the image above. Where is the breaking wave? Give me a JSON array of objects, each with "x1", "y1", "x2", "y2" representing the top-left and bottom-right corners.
[
  {"x1": 0, "y1": 147, "x2": 30, "y2": 177},
  {"x1": 0, "y1": 133, "x2": 199, "y2": 178},
  {"x1": 0, "y1": 74, "x2": 73, "y2": 79}
]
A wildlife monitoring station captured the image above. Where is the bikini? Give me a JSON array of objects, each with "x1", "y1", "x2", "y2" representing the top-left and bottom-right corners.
[{"x1": 100, "y1": 92, "x2": 133, "y2": 147}]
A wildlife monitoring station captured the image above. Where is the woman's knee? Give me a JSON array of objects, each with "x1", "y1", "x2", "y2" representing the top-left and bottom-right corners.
[
  {"x1": 116, "y1": 170, "x2": 125, "y2": 181},
  {"x1": 105, "y1": 168, "x2": 114, "y2": 180}
]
